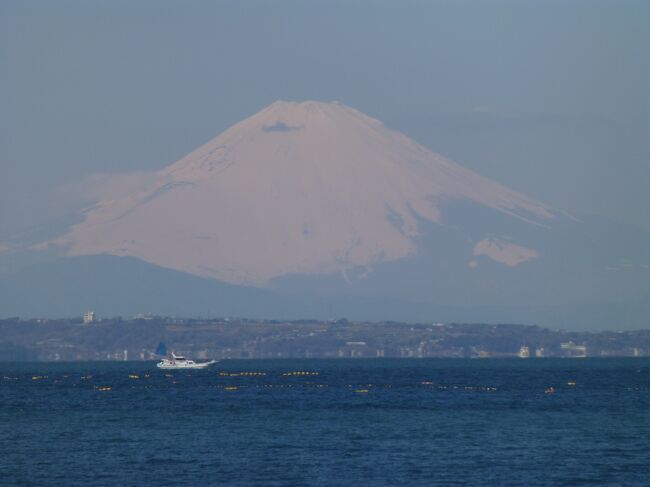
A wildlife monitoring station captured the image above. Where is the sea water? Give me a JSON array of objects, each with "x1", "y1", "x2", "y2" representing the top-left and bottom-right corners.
[{"x1": 1, "y1": 358, "x2": 649, "y2": 486}]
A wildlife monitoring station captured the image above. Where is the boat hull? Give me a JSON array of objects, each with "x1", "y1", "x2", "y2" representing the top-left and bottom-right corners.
[{"x1": 156, "y1": 360, "x2": 217, "y2": 369}]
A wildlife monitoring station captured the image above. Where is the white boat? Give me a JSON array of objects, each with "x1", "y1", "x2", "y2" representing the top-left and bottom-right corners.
[{"x1": 156, "y1": 352, "x2": 217, "y2": 369}]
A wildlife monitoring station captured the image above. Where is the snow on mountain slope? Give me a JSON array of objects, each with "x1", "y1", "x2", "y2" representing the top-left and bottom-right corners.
[
  {"x1": 48, "y1": 101, "x2": 556, "y2": 284},
  {"x1": 473, "y1": 237, "x2": 540, "y2": 267}
]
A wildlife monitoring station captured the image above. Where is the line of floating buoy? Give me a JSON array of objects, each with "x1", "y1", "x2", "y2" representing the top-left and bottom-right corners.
[
  {"x1": 128, "y1": 374, "x2": 140, "y2": 379},
  {"x1": 354, "y1": 389, "x2": 370, "y2": 393},
  {"x1": 95, "y1": 386, "x2": 112, "y2": 391},
  {"x1": 31, "y1": 376, "x2": 46, "y2": 380},
  {"x1": 282, "y1": 371, "x2": 319, "y2": 376},
  {"x1": 567, "y1": 380, "x2": 576, "y2": 386},
  {"x1": 224, "y1": 386, "x2": 239, "y2": 391},
  {"x1": 219, "y1": 371, "x2": 266, "y2": 377}
]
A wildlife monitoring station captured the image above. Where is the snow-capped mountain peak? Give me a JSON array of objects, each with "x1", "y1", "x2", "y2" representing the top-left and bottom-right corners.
[{"x1": 49, "y1": 101, "x2": 555, "y2": 284}]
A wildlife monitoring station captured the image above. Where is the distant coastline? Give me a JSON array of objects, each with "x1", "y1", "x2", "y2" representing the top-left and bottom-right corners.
[{"x1": 1, "y1": 316, "x2": 649, "y2": 362}]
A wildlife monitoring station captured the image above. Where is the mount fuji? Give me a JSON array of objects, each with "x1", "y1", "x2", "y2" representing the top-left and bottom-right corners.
[
  {"x1": 3, "y1": 101, "x2": 649, "y2": 328},
  {"x1": 47, "y1": 101, "x2": 556, "y2": 283}
]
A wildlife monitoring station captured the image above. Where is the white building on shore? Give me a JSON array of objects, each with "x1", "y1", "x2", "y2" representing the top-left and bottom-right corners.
[{"x1": 83, "y1": 310, "x2": 95, "y2": 324}]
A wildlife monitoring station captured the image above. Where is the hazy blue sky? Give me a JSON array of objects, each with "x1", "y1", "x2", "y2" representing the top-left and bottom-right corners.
[{"x1": 1, "y1": 0, "x2": 649, "y2": 237}]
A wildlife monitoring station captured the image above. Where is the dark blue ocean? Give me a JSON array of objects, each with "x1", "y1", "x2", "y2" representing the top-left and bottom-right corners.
[{"x1": 2, "y1": 359, "x2": 650, "y2": 486}]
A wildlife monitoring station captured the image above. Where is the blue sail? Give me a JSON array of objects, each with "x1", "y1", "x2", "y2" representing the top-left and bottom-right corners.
[{"x1": 154, "y1": 342, "x2": 167, "y2": 356}]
